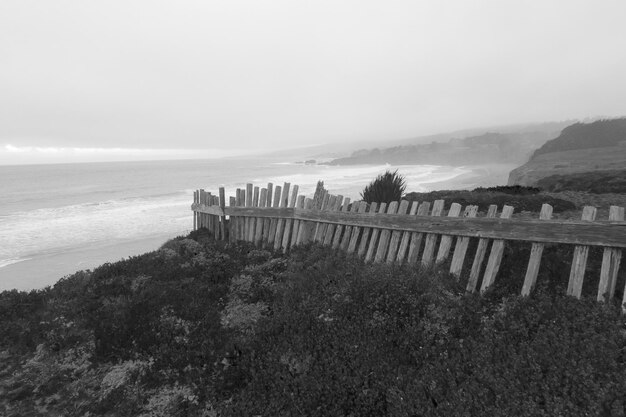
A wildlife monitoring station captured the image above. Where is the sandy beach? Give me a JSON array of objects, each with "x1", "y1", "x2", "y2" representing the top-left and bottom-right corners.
[
  {"x1": 0, "y1": 235, "x2": 174, "y2": 292},
  {"x1": 420, "y1": 163, "x2": 518, "y2": 191},
  {"x1": 0, "y1": 162, "x2": 517, "y2": 292}
]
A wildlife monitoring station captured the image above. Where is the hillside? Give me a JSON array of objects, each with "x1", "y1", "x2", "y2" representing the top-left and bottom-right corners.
[
  {"x1": 1, "y1": 227, "x2": 626, "y2": 416},
  {"x1": 532, "y1": 118, "x2": 626, "y2": 159},
  {"x1": 509, "y1": 118, "x2": 626, "y2": 186},
  {"x1": 329, "y1": 130, "x2": 559, "y2": 166}
]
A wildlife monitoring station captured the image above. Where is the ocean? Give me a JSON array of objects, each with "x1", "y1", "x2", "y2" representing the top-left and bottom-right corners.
[{"x1": 0, "y1": 157, "x2": 472, "y2": 291}]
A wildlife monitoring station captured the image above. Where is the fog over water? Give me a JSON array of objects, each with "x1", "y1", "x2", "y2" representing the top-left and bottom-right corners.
[{"x1": 2, "y1": 1, "x2": 626, "y2": 164}]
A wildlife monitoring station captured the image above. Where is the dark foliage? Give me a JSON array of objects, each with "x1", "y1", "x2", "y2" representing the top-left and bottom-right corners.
[
  {"x1": 472, "y1": 185, "x2": 541, "y2": 195},
  {"x1": 361, "y1": 170, "x2": 407, "y2": 204},
  {"x1": 532, "y1": 118, "x2": 626, "y2": 159},
  {"x1": 2, "y1": 229, "x2": 625, "y2": 416},
  {"x1": 536, "y1": 169, "x2": 626, "y2": 194},
  {"x1": 223, "y1": 245, "x2": 626, "y2": 416}
]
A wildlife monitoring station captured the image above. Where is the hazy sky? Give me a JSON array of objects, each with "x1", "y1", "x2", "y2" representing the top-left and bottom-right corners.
[{"x1": 1, "y1": 0, "x2": 625, "y2": 163}]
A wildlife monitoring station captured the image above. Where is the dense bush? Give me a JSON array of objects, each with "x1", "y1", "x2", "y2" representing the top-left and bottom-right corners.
[
  {"x1": 536, "y1": 169, "x2": 626, "y2": 194},
  {"x1": 1, "y1": 230, "x2": 625, "y2": 416},
  {"x1": 361, "y1": 170, "x2": 407, "y2": 204},
  {"x1": 223, "y1": 246, "x2": 626, "y2": 416},
  {"x1": 472, "y1": 185, "x2": 541, "y2": 195}
]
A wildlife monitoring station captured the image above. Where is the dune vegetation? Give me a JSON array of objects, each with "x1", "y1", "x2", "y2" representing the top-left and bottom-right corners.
[{"x1": 2, "y1": 224, "x2": 625, "y2": 416}]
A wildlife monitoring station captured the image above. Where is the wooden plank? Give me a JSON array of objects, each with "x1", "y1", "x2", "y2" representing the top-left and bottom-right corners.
[
  {"x1": 262, "y1": 183, "x2": 273, "y2": 245},
  {"x1": 406, "y1": 202, "x2": 432, "y2": 265},
  {"x1": 385, "y1": 200, "x2": 410, "y2": 263},
  {"x1": 209, "y1": 194, "x2": 219, "y2": 240},
  {"x1": 193, "y1": 191, "x2": 198, "y2": 231},
  {"x1": 229, "y1": 196, "x2": 236, "y2": 243},
  {"x1": 332, "y1": 198, "x2": 351, "y2": 249},
  {"x1": 219, "y1": 187, "x2": 226, "y2": 240},
  {"x1": 435, "y1": 203, "x2": 463, "y2": 264},
  {"x1": 374, "y1": 201, "x2": 400, "y2": 263},
  {"x1": 396, "y1": 201, "x2": 419, "y2": 263},
  {"x1": 449, "y1": 205, "x2": 479, "y2": 278},
  {"x1": 343, "y1": 201, "x2": 364, "y2": 253},
  {"x1": 234, "y1": 189, "x2": 242, "y2": 241},
  {"x1": 245, "y1": 184, "x2": 253, "y2": 242},
  {"x1": 274, "y1": 182, "x2": 291, "y2": 250},
  {"x1": 295, "y1": 198, "x2": 314, "y2": 245},
  {"x1": 314, "y1": 191, "x2": 330, "y2": 239},
  {"x1": 598, "y1": 206, "x2": 624, "y2": 302},
  {"x1": 281, "y1": 185, "x2": 299, "y2": 251},
  {"x1": 480, "y1": 205, "x2": 515, "y2": 293},
  {"x1": 521, "y1": 204, "x2": 554, "y2": 296},
  {"x1": 248, "y1": 186, "x2": 259, "y2": 242},
  {"x1": 267, "y1": 185, "x2": 282, "y2": 247},
  {"x1": 290, "y1": 195, "x2": 306, "y2": 249},
  {"x1": 201, "y1": 190, "x2": 208, "y2": 230},
  {"x1": 194, "y1": 204, "x2": 626, "y2": 248},
  {"x1": 467, "y1": 205, "x2": 498, "y2": 293},
  {"x1": 272, "y1": 182, "x2": 291, "y2": 250},
  {"x1": 314, "y1": 193, "x2": 334, "y2": 242},
  {"x1": 567, "y1": 206, "x2": 598, "y2": 298},
  {"x1": 365, "y1": 202, "x2": 388, "y2": 263},
  {"x1": 323, "y1": 195, "x2": 344, "y2": 246},
  {"x1": 254, "y1": 188, "x2": 267, "y2": 246},
  {"x1": 357, "y1": 202, "x2": 378, "y2": 258},
  {"x1": 197, "y1": 190, "x2": 203, "y2": 229},
  {"x1": 421, "y1": 200, "x2": 446, "y2": 267}
]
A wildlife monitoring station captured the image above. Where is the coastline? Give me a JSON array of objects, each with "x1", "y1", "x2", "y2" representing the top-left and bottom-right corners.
[
  {"x1": 0, "y1": 234, "x2": 175, "y2": 292},
  {"x1": 419, "y1": 163, "x2": 518, "y2": 191},
  {"x1": 0, "y1": 162, "x2": 517, "y2": 293}
]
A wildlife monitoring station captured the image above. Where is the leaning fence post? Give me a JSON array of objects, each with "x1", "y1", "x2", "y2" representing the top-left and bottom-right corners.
[
  {"x1": 567, "y1": 206, "x2": 597, "y2": 298},
  {"x1": 435, "y1": 202, "x2": 463, "y2": 264},
  {"x1": 449, "y1": 205, "x2": 478, "y2": 277},
  {"x1": 466, "y1": 205, "x2": 498, "y2": 293},
  {"x1": 521, "y1": 204, "x2": 553, "y2": 296},
  {"x1": 480, "y1": 205, "x2": 515, "y2": 294},
  {"x1": 421, "y1": 200, "x2": 446, "y2": 267},
  {"x1": 597, "y1": 206, "x2": 624, "y2": 302}
]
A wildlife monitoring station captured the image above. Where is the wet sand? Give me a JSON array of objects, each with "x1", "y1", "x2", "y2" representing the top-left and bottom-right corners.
[{"x1": 0, "y1": 235, "x2": 175, "y2": 292}]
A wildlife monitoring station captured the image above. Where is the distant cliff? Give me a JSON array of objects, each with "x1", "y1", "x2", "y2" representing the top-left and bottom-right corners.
[
  {"x1": 508, "y1": 118, "x2": 626, "y2": 186},
  {"x1": 328, "y1": 130, "x2": 559, "y2": 166}
]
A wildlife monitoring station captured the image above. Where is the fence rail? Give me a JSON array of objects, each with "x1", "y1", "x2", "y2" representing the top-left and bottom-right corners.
[{"x1": 192, "y1": 182, "x2": 626, "y2": 308}]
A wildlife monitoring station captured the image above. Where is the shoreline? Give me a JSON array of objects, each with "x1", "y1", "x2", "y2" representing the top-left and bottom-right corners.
[
  {"x1": 0, "y1": 163, "x2": 517, "y2": 293},
  {"x1": 0, "y1": 234, "x2": 176, "y2": 292},
  {"x1": 418, "y1": 163, "x2": 517, "y2": 191}
]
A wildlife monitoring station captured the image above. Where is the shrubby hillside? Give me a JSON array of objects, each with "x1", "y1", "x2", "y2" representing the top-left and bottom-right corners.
[
  {"x1": 509, "y1": 118, "x2": 626, "y2": 186},
  {"x1": 329, "y1": 131, "x2": 559, "y2": 166},
  {"x1": 1, "y1": 229, "x2": 625, "y2": 416},
  {"x1": 532, "y1": 118, "x2": 626, "y2": 159}
]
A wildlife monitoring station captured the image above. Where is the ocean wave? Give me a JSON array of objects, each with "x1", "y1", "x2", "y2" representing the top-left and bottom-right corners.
[{"x1": 0, "y1": 258, "x2": 31, "y2": 269}]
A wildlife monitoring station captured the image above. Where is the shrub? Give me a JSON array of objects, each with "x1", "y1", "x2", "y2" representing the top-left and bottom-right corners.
[{"x1": 361, "y1": 170, "x2": 407, "y2": 204}]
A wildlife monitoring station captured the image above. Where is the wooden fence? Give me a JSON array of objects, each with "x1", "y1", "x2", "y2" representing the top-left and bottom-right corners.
[{"x1": 192, "y1": 182, "x2": 626, "y2": 307}]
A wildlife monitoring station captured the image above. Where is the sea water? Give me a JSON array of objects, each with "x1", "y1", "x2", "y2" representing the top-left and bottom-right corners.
[{"x1": 0, "y1": 157, "x2": 469, "y2": 291}]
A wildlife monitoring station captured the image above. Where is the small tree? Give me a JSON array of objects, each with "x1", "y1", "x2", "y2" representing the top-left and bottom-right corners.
[{"x1": 360, "y1": 170, "x2": 406, "y2": 204}]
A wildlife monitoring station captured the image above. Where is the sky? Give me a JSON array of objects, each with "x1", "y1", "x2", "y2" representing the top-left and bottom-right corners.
[{"x1": 1, "y1": 0, "x2": 625, "y2": 164}]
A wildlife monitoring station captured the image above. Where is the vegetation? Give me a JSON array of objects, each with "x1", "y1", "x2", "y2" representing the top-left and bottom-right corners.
[
  {"x1": 536, "y1": 169, "x2": 626, "y2": 194},
  {"x1": 360, "y1": 170, "x2": 407, "y2": 204},
  {"x1": 329, "y1": 130, "x2": 562, "y2": 166},
  {"x1": 1, "y1": 227, "x2": 625, "y2": 416},
  {"x1": 532, "y1": 118, "x2": 626, "y2": 159}
]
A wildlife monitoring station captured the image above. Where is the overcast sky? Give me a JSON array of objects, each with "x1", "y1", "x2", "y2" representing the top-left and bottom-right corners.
[{"x1": 1, "y1": 0, "x2": 625, "y2": 164}]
